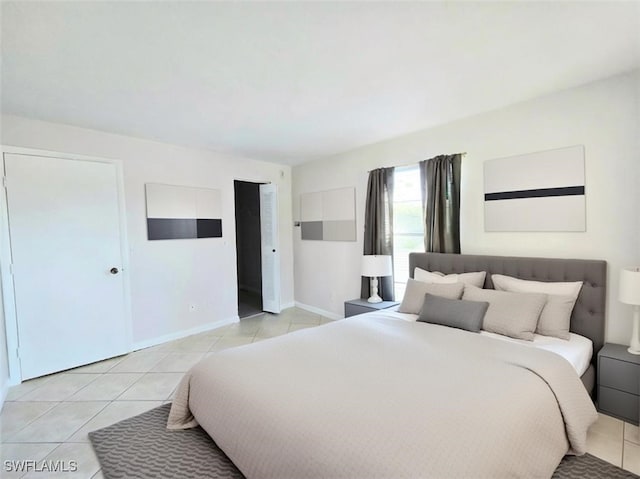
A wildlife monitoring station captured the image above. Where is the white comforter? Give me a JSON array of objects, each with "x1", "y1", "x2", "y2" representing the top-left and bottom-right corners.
[
  {"x1": 382, "y1": 308, "x2": 594, "y2": 376},
  {"x1": 168, "y1": 314, "x2": 598, "y2": 479}
]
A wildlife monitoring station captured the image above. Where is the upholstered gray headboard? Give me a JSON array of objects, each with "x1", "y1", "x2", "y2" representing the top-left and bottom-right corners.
[{"x1": 409, "y1": 253, "x2": 607, "y2": 365}]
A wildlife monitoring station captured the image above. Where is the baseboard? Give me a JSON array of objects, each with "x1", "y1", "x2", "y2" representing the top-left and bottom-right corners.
[
  {"x1": 280, "y1": 301, "x2": 295, "y2": 310},
  {"x1": 294, "y1": 301, "x2": 342, "y2": 321},
  {"x1": 132, "y1": 315, "x2": 239, "y2": 352}
]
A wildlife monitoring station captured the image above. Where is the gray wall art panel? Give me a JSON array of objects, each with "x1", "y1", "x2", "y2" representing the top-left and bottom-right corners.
[
  {"x1": 301, "y1": 221, "x2": 323, "y2": 240},
  {"x1": 483, "y1": 146, "x2": 586, "y2": 232},
  {"x1": 145, "y1": 183, "x2": 223, "y2": 240},
  {"x1": 300, "y1": 187, "x2": 356, "y2": 241},
  {"x1": 323, "y1": 220, "x2": 356, "y2": 241}
]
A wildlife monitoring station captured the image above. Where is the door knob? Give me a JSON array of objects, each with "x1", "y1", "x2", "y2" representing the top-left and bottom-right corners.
[{"x1": 110, "y1": 267, "x2": 119, "y2": 275}]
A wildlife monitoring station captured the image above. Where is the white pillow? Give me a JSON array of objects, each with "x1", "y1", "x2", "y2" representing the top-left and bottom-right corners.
[
  {"x1": 414, "y1": 267, "x2": 486, "y2": 288},
  {"x1": 491, "y1": 274, "x2": 583, "y2": 340},
  {"x1": 491, "y1": 274, "x2": 583, "y2": 297}
]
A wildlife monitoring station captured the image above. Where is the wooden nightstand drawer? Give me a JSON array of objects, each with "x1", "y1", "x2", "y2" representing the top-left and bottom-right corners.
[
  {"x1": 599, "y1": 357, "x2": 640, "y2": 394},
  {"x1": 598, "y1": 386, "x2": 639, "y2": 424}
]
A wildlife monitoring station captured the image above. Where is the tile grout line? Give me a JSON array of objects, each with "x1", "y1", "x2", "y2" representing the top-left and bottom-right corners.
[
  {"x1": 61, "y1": 400, "x2": 112, "y2": 444},
  {"x1": 621, "y1": 423, "x2": 625, "y2": 467},
  {"x1": 5, "y1": 376, "x2": 56, "y2": 401},
  {"x1": 0, "y1": 401, "x2": 61, "y2": 440},
  {"x1": 62, "y1": 373, "x2": 120, "y2": 403}
]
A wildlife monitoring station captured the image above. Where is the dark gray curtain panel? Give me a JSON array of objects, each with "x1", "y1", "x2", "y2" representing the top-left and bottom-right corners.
[
  {"x1": 419, "y1": 154, "x2": 462, "y2": 254},
  {"x1": 361, "y1": 167, "x2": 395, "y2": 301}
]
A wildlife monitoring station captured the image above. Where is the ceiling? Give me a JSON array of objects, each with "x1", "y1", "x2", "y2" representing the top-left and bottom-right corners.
[{"x1": 2, "y1": 1, "x2": 639, "y2": 165}]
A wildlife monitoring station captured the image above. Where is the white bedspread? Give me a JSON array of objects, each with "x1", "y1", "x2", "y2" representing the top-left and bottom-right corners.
[
  {"x1": 384, "y1": 307, "x2": 593, "y2": 375},
  {"x1": 168, "y1": 314, "x2": 597, "y2": 479}
]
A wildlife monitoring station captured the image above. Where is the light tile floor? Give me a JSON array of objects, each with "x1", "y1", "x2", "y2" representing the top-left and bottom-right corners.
[
  {"x1": 1, "y1": 307, "x2": 639, "y2": 478},
  {"x1": 0, "y1": 308, "x2": 328, "y2": 478}
]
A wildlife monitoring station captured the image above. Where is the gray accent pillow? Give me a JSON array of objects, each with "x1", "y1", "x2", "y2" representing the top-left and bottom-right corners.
[
  {"x1": 398, "y1": 278, "x2": 464, "y2": 314},
  {"x1": 417, "y1": 293, "x2": 489, "y2": 333},
  {"x1": 462, "y1": 285, "x2": 546, "y2": 341}
]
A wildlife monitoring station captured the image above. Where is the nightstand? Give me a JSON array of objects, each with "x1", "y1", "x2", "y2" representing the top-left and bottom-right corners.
[
  {"x1": 344, "y1": 298, "x2": 399, "y2": 318},
  {"x1": 597, "y1": 343, "x2": 640, "y2": 425}
]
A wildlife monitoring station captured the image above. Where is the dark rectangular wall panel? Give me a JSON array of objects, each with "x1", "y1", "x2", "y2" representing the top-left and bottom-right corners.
[
  {"x1": 147, "y1": 218, "x2": 222, "y2": 240},
  {"x1": 196, "y1": 219, "x2": 222, "y2": 238},
  {"x1": 147, "y1": 218, "x2": 197, "y2": 240},
  {"x1": 484, "y1": 186, "x2": 585, "y2": 201}
]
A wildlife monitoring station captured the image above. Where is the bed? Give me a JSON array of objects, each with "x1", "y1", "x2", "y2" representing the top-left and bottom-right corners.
[
  {"x1": 408, "y1": 252, "x2": 606, "y2": 394},
  {"x1": 168, "y1": 253, "x2": 606, "y2": 479}
]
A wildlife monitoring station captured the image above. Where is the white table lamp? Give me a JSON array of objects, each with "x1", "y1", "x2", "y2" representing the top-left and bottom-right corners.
[
  {"x1": 619, "y1": 267, "x2": 640, "y2": 355},
  {"x1": 362, "y1": 255, "x2": 393, "y2": 303}
]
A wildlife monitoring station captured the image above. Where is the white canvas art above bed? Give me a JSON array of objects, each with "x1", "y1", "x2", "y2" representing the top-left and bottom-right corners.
[{"x1": 483, "y1": 145, "x2": 586, "y2": 232}]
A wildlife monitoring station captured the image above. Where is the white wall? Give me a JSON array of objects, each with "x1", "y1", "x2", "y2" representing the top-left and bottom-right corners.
[
  {"x1": 292, "y1": 70, "x2": 640, "y2": 345},
  {"x1": 0, "y1": 115, "x2": 295, "y2": 353},
  {"x1": 0, "y1": 278, "x2": 8, "y2": 407}
]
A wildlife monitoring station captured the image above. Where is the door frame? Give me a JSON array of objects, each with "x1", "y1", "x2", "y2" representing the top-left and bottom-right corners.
[
  {"x1": 233, "y1": 179, "x2": 264, "y2": 315},
  {"x1": 0, "y1": 145, "x2": 133, "y2": 385},
  {"x1": 232, "y1": 175, "x2": 278, "y2": 316}
]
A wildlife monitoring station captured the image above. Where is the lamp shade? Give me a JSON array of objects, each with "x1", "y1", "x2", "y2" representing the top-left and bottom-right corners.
[
  {"x1": 362, "y1": 255, "x2": 392, "y2": 277},
  {"x1": 619, "y1": 267, "x2": 640, "y2": 305}
]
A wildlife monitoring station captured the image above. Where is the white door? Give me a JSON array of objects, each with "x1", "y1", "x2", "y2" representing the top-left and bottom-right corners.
[
  {"x1": 4, "y1": 153, "x2": 129, "y2": 379},
  {"x1": 259, "y1": 183, "x2": 281, "y2": 314}
]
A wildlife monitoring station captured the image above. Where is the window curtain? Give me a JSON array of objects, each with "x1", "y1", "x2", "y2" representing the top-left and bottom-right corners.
[
  {"x1": 419, "y1": 154, "x2": 462, "y2": 253},
  {"x1": 361, "y1": 167, "x2": 395, "y2": 301}
]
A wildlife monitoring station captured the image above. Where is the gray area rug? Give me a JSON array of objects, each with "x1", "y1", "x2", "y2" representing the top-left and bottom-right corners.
[{"x1": 89, "y1": 404, "x2": 639, "y2": 479}]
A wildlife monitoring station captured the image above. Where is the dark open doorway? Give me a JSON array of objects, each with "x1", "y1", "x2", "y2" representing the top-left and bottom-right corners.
[{"x1": 234, "y1": 180, "x2": 263, "y2": 318}]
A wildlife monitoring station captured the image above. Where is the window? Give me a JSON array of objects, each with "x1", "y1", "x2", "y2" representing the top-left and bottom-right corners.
[{"x1": 392, "y1": 166, "x2": 423, "y2": 298}]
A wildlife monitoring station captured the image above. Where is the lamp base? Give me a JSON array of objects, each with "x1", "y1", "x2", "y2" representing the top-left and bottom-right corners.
[
  {"x1": 629, "y1": 306, "x2": 640, "y2": 356},
  {"x1": 627, "y1": 305, "x2": 640, "y2": 355},
  {"x1": 368, "y1": 277, "x2": 382, "y2": 304}
]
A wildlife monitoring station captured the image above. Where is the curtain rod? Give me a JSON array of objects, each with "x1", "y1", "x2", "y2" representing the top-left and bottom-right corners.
[{"x1": 367, "y1": 152, "x2": 467, "y2": 173}]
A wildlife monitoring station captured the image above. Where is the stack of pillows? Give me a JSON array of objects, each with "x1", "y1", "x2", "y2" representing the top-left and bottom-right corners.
[{"x1": 398, "y1": 267, "x2": 583, "y2": 341}]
